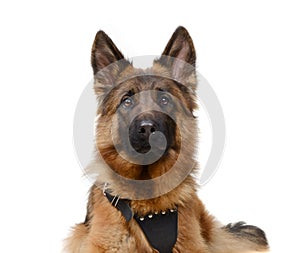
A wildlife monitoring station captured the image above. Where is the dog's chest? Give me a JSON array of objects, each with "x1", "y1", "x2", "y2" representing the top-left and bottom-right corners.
[
  {"x1": 105, "y1": 192, "x2": 178, "y2": 252},
  {"x1": 134, "y1": 210, "x2": 178, "y2": 253}
]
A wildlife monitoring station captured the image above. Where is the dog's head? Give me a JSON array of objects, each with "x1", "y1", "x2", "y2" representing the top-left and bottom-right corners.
[{"x1": 92, "y1": 27, "x2": 198, "y2": 183}]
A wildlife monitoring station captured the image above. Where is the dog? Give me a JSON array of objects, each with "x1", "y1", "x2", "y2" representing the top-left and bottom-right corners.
[{"x1": 64, "y1": 26, "x2": 269, "y2": 253}]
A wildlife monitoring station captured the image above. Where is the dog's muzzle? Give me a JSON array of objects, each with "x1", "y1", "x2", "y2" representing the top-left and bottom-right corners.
[{"x1": 128, "y1": 112, "x2": 174, "y2": 154}]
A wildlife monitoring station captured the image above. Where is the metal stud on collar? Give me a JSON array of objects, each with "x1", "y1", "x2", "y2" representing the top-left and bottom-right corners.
[
  {"x1": 102, "y1": 182, "x2": 108, "y2": 196},
  {"x1": 137, "y1": 209, "x2": 177, "y2": 221},
  {"x1": 111, "y1": 195, "x2": 120, "y2": 207}
]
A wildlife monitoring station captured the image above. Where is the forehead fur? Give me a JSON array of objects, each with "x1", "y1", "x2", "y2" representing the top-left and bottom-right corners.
[{"x1": 95, "y1": 62, "x2": 197, "y2": 115}]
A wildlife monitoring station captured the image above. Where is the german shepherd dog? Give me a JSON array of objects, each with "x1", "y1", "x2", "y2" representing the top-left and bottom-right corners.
[{"x1": 65, "y1": 27, "x2": 269, "y2": 253}]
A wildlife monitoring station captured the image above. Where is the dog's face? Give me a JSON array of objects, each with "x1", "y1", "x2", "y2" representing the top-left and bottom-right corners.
[
  {"x1": 92, "y1": 27, "x2": 198, "y2": 181},
  {"x1": 116, "y1": 77, "x2": 178, "y2": 155}
]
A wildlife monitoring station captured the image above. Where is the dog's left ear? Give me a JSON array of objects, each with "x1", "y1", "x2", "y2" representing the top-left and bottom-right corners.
[
  {"x1": 157, "y1": 26, "x2": 196, "y2": 85},
  {"x1": 162, "y1": 26, "x2": 196, "y2": 66}
]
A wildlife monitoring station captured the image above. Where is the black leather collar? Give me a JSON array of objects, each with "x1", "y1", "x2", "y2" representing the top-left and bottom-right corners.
[
  {"x1": 104, "y1": 190, "x2": 178, "y2": 253},
  {"x1": 104, "y1": 191, "x2": 133, "y2": 222},
  {"x1": 134, "y1": 209, "x2": 178, "y2": 253}
]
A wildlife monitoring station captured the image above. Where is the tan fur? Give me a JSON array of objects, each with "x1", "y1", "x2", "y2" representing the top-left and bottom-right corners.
[
  {"x1": 64, "y1": 182, "x2": 268, "y2": 253},
  {"x1": 64, "y1": 27, "x2": 269, "y2": 253}
]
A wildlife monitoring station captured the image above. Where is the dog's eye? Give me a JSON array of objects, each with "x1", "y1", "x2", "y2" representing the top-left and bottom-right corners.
[
  {"x1": 160, "y1": 96, "x2": 169, "y2": 106},
  {"x1": 122, "y1": 97, "x2": 134, "y2": 108}
]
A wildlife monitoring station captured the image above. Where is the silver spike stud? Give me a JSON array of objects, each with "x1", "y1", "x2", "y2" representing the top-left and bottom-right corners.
[
  {"x1": 148, "y1": 214, "x2": 153, "y2": 218},
  {"x1": 161, "y1": 211, "x2": 166, "y2": 215},
  {"x1": 139, "y1": 217, "x2": 144, "y2": 221}
]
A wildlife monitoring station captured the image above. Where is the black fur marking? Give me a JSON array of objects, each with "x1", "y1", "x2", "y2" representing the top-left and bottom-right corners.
[{"x1": 224, "y1": 221, "x2": 268, "y2": 246}]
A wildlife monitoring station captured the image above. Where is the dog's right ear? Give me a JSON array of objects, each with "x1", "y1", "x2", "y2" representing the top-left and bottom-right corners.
[{"x1": 91, "y1": 31, "x2": 129, "y2": 76}]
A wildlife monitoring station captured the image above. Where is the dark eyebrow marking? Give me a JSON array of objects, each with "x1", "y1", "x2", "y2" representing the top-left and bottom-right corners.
[{"x1": 126, "y1": 89, "x2": 135, "y2": 96}]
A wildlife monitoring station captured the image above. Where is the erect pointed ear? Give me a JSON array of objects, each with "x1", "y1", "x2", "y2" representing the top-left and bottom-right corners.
[
  {"x1": 157, "y1": 26, "x2": 196, "y2": 84},
  {"x1": 91, "y1": 30, "x2": 129, "y2": 75},
  {"x1": 162, "y1": 26, "x2": 196, "y2": 66}
]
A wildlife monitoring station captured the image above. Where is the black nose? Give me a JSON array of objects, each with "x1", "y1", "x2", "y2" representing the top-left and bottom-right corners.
[
  {"x1": 138, "y1": 120, "x2": 156, "y2": 137},
  {"x1": 128, "y1": 113, "x2": 174, "y2": 154}
]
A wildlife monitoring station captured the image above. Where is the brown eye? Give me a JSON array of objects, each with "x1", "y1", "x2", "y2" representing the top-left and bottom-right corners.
[
  {"x1": 122, "y1": 97, "x2": 134, "y2": 108},
  {"x1": 160, "y1": 96, "x2": 169, "y2": 106}
]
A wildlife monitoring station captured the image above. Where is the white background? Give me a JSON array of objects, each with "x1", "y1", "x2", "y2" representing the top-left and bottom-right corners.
[{"x1": 0, "y1": 1, "x2": 299, "y2": 252}]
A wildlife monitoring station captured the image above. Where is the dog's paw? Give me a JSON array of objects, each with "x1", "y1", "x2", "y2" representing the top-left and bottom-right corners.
[{"x1": 224, "y1": 221, "x2": 268, "y2": 246}]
